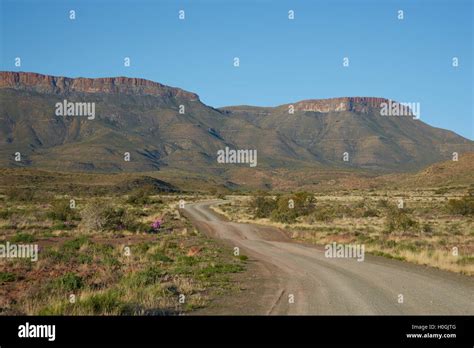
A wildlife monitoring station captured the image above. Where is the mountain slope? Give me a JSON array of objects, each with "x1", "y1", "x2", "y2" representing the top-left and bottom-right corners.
[
  {"x1": 0, "y1": 71, "x2": 472, "y2": 175},
  {"x1": 220, "y1": 98, "x2": 472, "y2": 171}
]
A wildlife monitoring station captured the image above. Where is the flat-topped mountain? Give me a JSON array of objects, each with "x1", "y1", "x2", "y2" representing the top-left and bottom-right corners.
[
  {"x1": 0, "y1": 71, "x2": 198, "y2": 100},
  {"x1": 0, "y1": 71, "x2": 472, "y2": 179}
]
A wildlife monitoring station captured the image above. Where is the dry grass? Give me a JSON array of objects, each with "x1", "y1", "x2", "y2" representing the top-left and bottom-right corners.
[
  {"x1": 0, "y1": 191, "x2": 246, "y2": 315},
  {"x1": 217, "y1": 190, "x2": 473, "y2": 275}
]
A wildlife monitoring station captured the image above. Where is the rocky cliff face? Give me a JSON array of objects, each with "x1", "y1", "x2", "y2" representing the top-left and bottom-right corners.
[
  {"x1": 292, "y1": 97, "x2": 392, "y2": 113},
  {"x1": 0, "y1": 71, "x2": 199, "y2": 100}
]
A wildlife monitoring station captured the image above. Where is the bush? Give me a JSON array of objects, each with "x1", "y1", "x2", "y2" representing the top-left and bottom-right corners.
[
  {"x1": 77, "y1": 290, "x2": 126, "y2": 315},
  {"x1": 80, "y1": 202, "x2": 138, "y2": 232},
  {"x1": 62, "y1": 236, "x2": 89, "y2": 252},
  {"x1": 0, "y1": 272, "x2": 16, "y2": 283},
  {"x1": 80, "y1": 202, "x2": 107, "y2": 231},
  {"x1": 270, "y1": 206, "x2": 298, "y2": 223},
  {"x1": 446, "y1": 196, "x2": 474, "y2": 216},
  {"x1": 251, "y1": 192, "x2": 315, "y2": 223},
  {"x1": 102, "y1": 207, "x2": 138, "y2": 231},
  {"x1": 0, "y1": 209, "x2": 13, "y2": 219},
  {"x1": 251, "y1": 194, "x2": 277, "y2": 218},
  {"x1": 51, "y1": 272, "x2": 83, "y2": 292},
  {"x1": 385, "y1": 207, "x2": 418, "y2": 233},
  {"x1": 363, "y1": 208, "x2": 379, "y2": 217},
  {"x1": 126, "y1": 267, "x2": 164, "y2": 287},
  {"x1": 47, "y1": 201, "x2": 79, "y2": 222},
  {"x1": 126, "y1": 187, "x2": 151, "y2": 205},
  {"x1": 10, "y1": 233, "x2": 36, "y2": 243},
  {"x1": 5, "y1": 187, "x2": 35, "y2": 202},
  {"x1": 421, "y1": 223, "x2": 433, "y2": 233},
  {"x1": 312, "y1": 206, "x2": 336, "y2": 222}
]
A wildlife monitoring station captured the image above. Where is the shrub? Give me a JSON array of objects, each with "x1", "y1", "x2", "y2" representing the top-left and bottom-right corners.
[
  {"x1": 270, "y1": 207, "x2": 298, "y2": 223},
  {"x1": 102, "y1": 207, "x2": 138, "y2": 231},
  {"x1": 421, "y1": 223, "x2": 433, "y2": 233},
  {"x1": 62, "y1": 236, "x2": 89, "y2": 252},
  {"x1": 148, "y1": 251, "x2": 172, "y2": 263},
  {"x1": 126, "y1": 187, "x2": 151, "y2": 205},
  {"x1": 362, "y1": 208, "x2": 379, "y2": 217},
  {"x1": 199, "y1": 263, "x2": 243, "y2": 278},
  {"x1": 5, "y1": 187, "x2": 35, "y2": 202},
  {"x1": 434, "y1": 187, "x2": 449, "y2": 195},
  {"x1": 51, "y1": 272, "x2": 83, "y2": 292},
  {"x1": 0, "y1": 272, "x2": 16, "y2": 283},
  {"x1": 0, "y1": 209, "x2": 13, "y2": 219},
  {"x1": 385, "y1": 207, "x2": 418, "y2": 233},
  {"x1": 9, "y1": 233, "x2": 36, "y2": 243},
  {"x1": 312, "y1": 207, "x2": 335, "y2": 222},
  {"x1": 127, "y1": 267, "x2": 164, "y2": 287},
  {"x1": 251, "y1": 191, "x2": 315, "y2": 223},
  {"x1": 47, "y1": 201, "x2": 79, "y2": 222},
  {"x1": 251, "y1": 195, "x2": 277, "y2": 218},
  {"x1": 446, "y1": 196, "x2": 474, "y2": 216},
  {"x1": 80, "y1": 201, "x2": 107, "y2": 231},
  {"x1": 80, "y1": 202, "x2": 138, "y2": 232},
  {"x1": 77, "y1": 290, "x2": 126, "y2": 315},
  {"x1": 292, "y1": 192, "x2": 316, "y2": 216}
]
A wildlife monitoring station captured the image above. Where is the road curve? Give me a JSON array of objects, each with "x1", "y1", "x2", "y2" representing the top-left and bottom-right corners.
[{"x1": 183, "y1": 200, "x2": 474, "y2": 315}]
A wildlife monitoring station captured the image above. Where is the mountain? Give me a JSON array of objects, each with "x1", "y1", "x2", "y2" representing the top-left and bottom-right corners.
[
  {"x1": 220, "y1": 98, "x2": 472, "y2": 170},
  {"x1": 0, "y1": 71, "x2": 472, "y2": 179},
  {"x1": 379, "y1": 152, "x2": 474, "y2": 189}
]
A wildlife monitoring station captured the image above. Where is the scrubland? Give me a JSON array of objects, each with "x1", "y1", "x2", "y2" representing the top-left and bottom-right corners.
[
  {"x1": 0, "y1": 183, "x2": 245, "y2": 315},
  {"x1": 213, "y1": 187, "x2": 474, "y2": 275}
]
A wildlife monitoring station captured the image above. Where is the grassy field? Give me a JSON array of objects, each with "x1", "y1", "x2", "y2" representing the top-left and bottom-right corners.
[
  {"x1": 0, "y1": 165, "x2": 472, "y2": 316},
  {"x1": 0, "y1": 179, "x2": 246, "y2": 315},
  {"x1": 213, "y1": 187, "x2": 474, "y2": 275}
]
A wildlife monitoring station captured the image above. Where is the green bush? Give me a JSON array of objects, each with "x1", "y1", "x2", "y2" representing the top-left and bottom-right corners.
[
  {"x1": 47, "y1": 201, "x2": 78, "y2": 222},
  {"x1": 421, "y1": 223, "x2": 433, "y2": 233},
  {"x1": 0, "y1": 209, "x2": 13, "y2": 219},
  {"x1": 363, "y1": 208, "x2": 379, "y2": 217},
  {"x1": 446, "y1": 196, "x2": 474, "y2": 216},
  {"x1": 251, "y1": 194, "x2": 277, "y2": 218},
  {"x1": 377, "y1": 199, "x2": 390, "y2": 209},
  {"x1": 312, "y1": 207, "x2": 336, "y2": 222},
  {"x1": 126, "y1": 188, "x2": 151, "y2": 205},
  {"x1": 51, "y1": 272, "x2": 83, "y2": 292},
  {"x1": 126, "y1": 267, "x2": 164, "y2": 287},
  {"x1": 102, "y1": 207, "x2": 138, "y2": 231},
  {"x1": 62, "y1": 236, "x2": 90, "y2": 252},
  {"x1": 148, "y1": 251, "x2": 172, "y2": 263},
  {"x1": 77, "y1": 290, "x2": 126, "y2": 315},
  {"x1": 251, "y1": 191, "x2": 315, "y2": 223},
  {"x1": 385, "y1": 207, "x2": 418, "y2": 233},
  {"x1": 9, "y1": 233, "x2": 36, "y2": 243},
  {"x1": 5, "y1": 187, "x2": 35, "y2": 202},
  {"x1": 0, "y1": 272, "x2": 16, "y2": 283}
]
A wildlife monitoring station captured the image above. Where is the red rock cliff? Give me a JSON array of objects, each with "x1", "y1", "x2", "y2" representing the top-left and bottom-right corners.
[{"x1": 0, "y1": 71, "x2": 199, "y2": 100}]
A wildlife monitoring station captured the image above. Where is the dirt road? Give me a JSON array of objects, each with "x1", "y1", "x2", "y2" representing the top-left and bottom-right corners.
[{"x1": 184, "y1": 200, "x2": 474, "y2": 315}]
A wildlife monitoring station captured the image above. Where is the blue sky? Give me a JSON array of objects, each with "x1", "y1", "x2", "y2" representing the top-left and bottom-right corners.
[{"x1": 1, "y1": 0, "x2": 472, "y2": 139}]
